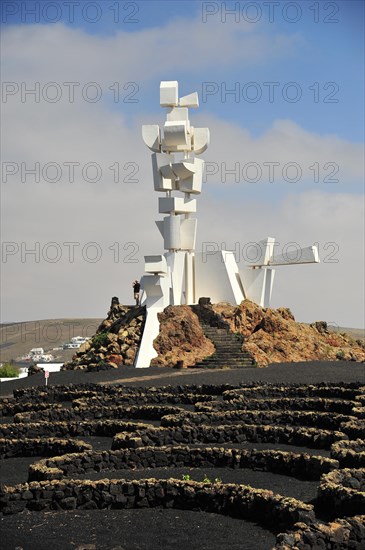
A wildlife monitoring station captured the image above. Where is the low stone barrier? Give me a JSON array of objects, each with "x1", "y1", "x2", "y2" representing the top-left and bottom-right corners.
[
  {"x1": 111, "y1": 423, "x2": 346, "y2": 451},
  {"x1": 0, "y1": 438, "x2": 91, "y2": 459},
  {"x1": 72, "y1": 393, "x2": 214, "y2": 408},
  {"x1": 340, "y1": 419, "x2": 365, "y2": 439},
  {"x1": 27, "y1": 446, "x2": 338, "y2": 482},
  {"x1": 330, "y1": 439, "x2": 365, "y2": 468},
  {"x1": 13, "y1": 384, "x2": 103, "y2": 401},
  {"x1": 0, "y1": 420, "x2": 152, "y2": 439},
  {"x1": 14, "y1": 405, "x2": 185, "y2": 424},
  {"x1": 0, "y1": 401, "x2": 62, "y2": 417},
  {"x1": 275, "y1": 515, "x2": 365, "y2": 549},
  {"x1": 356, "y1": 394, "x2": 365, "y2": 405},
  {"x1": 353, "y1": 406, "x2": 365, "y2": 419},
  {"x1": 317, "y1": 468, "x2": 365, "y2": 518},
  {"x1": 195, "y1": 398, "x2": 359, "y2": 415},
  {"x1": 13, "y1": 383, "x2": 239, "y2": 402},
  {"x1": 0, "y1": 478, "x2": 315, "y2": 532},
  {"x1": 223, "y1": 384, "x2": 362, "y2": 401},
  {"x1": 161, "y1": 410, "x2": 355, "y2": 431}
]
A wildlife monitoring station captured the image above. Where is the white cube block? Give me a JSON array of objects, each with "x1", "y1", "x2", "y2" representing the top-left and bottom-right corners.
[
  {"x1": 160, "y1": 81, "x2": 178, "y2": 107},
  {"x1": 167, "y1": 107, "x2": 189, "y2": 122}
]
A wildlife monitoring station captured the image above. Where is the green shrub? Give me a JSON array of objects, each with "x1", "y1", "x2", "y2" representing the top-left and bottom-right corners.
[
  {"x1": 92, "y1": 332, "x2": 109, "y2": 348},
  {"x1": 0, "y1": 363, "x2": 20, "y2": 378}
]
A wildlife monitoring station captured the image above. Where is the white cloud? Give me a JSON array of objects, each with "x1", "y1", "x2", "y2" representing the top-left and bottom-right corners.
[
  {"x1": 198, "y1": 115, "x2": 364, "y2": 185},
  {"x1": 2, "y1": 18, "x2": 302, "y2": 83}
]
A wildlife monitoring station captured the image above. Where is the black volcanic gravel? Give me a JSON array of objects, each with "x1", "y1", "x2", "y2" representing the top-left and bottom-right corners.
[
  {"x1": 0, "y1": 509, "x2": 276, "y2": 550},
  {"x1": 1, "y1": 361, "x2": 364, "y2": 397}
]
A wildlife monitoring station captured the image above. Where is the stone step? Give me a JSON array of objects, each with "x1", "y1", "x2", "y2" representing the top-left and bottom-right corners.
[
  {"x1": 191, "y1": 305, "x2": 255, "y2": 369},
  {"x1": 201, "y1": 359, "x2": 253, "y2": 364}
]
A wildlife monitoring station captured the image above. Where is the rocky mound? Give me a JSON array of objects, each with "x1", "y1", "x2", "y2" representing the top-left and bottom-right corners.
[
  {"x1": 213, "y1": 300, "x2": 365, "y2": 367},
  {"x1": 150, "y1": 305, "x2": 215, "y2": 368},
  {"x1": 62, "y1": 298, "x2": 145, "y2": 371},
  {"x1": 62, "y1": 297, "x2": 365, "y2": 370},
  {"x1": 62, "y1": 300, "x2": 214, "y2": 371}
]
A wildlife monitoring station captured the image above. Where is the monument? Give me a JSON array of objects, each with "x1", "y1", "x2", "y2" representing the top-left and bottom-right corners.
[{"x1": 135, "y1": 81, "x2": 319, "y2": 368}]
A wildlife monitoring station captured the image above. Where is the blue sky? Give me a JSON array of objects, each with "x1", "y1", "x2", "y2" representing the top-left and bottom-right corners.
[
  {"x1": 2, "y1": 1, "x2": 364, "y2": 142},
  {"x1": 1, "y1": 1, "x2": 364, "y2": 326}
]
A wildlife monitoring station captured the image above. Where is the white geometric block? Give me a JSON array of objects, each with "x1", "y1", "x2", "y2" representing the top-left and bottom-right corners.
[
  {"x1": 144, "y1": 255, "x2": 168, "y2": 274},
  {"x1": 263, "y1": 269, "x2": 275, "y2": 307},
  {"x1": 246, "y1": 238, "x2": 276, "y2": 267},
  {"x1": 178, "y1": 158, "x2": 204, "y2": 194},
  {"x1": 171, "y1": 160, "x2": 196, "y2": 180},
  {"x1": 152, "y1": 153, "x2": 175, "y2": 191},
  {"x1": 142, "y1": 125, "x2": 161, "y2": 152},
  {"x1": 180, "y1": 218, "x2": 197, "y2": 250},
  {"x1": 152, "y1": 152, "x2": 174, "y2": 172},
  {"x1": 159, "y1": 197, "x2": 196, "y2": 214},
  {"x1": 192, "y1": 127, "x2": 210, "y2": 154},
  {"x1": 269, "y1": 245, "x2": 320, "y2": 266},
  {"x1": 179, "y1": 92, "x2": 199, "y2": 108},
  {"x1": 160, "y1": 81, "x2": 178, "y2": 107},
  {"x1": 185, "y1": 252, "x2": 195, "y2": 304},
  {"x1": 167, "y1": 107, "x2": 189, "y2": 122},
  {"x1": 239, "y1": 268, "x2": 263, "y2": 305},
  {"x1": 165, "y1": 251, "x2": 186, "y2": 305},
  {"x1": 159, "y1": 163, "x2": 175, "y2": 180},
  {"x1": 195, "y1": 250, "x2": 244, "y2": 305},
  {"x1": 135, "y1": 273, "x2": 171, "y2": 368},
  {"x1": 164, "y1": 215, "x2": 182, "y2": 250},
  {"x1": 163, "y1": 121, "x2": 189, "y2": 148},
  {"x1": 239, "y1": 267, "x2": 275, "y2": 308},
  {"x1": 155, "y1": 220, "x2": 164, "y2": 239}
]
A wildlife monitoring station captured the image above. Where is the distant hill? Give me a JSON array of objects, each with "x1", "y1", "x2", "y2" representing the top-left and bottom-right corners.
[
  {"x1": 0, "y1": 318, "x2": 102, "y2": 363},
  {"x1": 327, "y1": 325, "x2": 365, "y2": 342}
]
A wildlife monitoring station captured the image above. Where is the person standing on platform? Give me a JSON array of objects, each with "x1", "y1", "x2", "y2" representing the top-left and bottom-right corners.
[{"x1": 132, "y1": 280, "x2": 141, "y2": 306}]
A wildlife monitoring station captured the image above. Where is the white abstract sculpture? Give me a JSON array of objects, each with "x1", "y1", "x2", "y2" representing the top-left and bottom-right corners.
[{"x1": 134, "y1": 81, "x2": 319, "y2": 368}]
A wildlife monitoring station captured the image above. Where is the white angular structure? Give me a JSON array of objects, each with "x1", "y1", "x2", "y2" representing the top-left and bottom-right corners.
[{"x1": 134, "y1": 81, "x2": 320, "y2": 368}]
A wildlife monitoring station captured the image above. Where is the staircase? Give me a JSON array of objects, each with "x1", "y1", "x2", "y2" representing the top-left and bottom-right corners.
[{"x1": 191, "y1": 305, "x2": 255, "y2": 369}]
